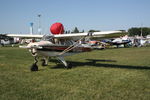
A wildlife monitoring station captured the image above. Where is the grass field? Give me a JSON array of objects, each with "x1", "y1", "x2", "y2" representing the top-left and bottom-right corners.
[{"x1": 0, "y1": 47, "x2": 150, "y2": 100}]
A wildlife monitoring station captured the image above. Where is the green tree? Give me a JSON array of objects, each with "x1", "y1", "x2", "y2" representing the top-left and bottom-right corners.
[
  {"x1": 128, "y1": 27, "x2": 150, "y2": 36},
  {"x1": 81, "y1": 30, "x2": 84, "y2": 33},
  {"x1": 88, "y1": 30, "x2": 100, "y2": 32},
  {"x1": 72, "y1": 27, "x2": 79, "y2": 33},
  {"x1": 67, "y1": 30, "x2": 71, "y2": 33}
]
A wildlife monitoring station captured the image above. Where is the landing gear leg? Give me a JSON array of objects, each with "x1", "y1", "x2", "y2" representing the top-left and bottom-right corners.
[
  {"x1": 41, "y1": 57, "x2": 48, "y2": 66},
  {"x1": 30, "y1": 56, "x2": 38, "y2": 71},
  {"x1": 57, "y1": 57, "x2": 72, "y2": 69}
]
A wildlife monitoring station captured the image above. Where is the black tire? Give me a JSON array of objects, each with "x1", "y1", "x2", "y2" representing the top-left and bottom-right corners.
[
  {"x1": 66, "y1": 63, "x2": 72, "y2": 69},
  {"x1": 30, "y1": 63, "x2": 38, "y2": 71}
]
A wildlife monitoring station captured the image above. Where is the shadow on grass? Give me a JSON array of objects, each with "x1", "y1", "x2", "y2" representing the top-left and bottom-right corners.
[{"x1": 49, "y1": 59, "x2": 150, "y2": 70}]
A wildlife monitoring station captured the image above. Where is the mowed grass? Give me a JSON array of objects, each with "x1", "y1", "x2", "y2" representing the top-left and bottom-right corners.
[{"x1": 0, "y1": 47, "x2": 150, "y2": 100}]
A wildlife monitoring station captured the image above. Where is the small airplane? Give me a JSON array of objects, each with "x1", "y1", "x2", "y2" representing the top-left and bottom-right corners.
[
  {"x1": 105, "y1": 35, "x2": 131, "y2": 48},
  {"x1": 7, "y1": 22, "x2": 121, "y2": 71}
]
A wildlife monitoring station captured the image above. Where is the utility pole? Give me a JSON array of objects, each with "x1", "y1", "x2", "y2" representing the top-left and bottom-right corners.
[
  {"x1": 38, "y1": 14, "x2": 41, "y2": 34},
  {"x1": 140, "y1": 23, "x2": 143, "y2": 37}
]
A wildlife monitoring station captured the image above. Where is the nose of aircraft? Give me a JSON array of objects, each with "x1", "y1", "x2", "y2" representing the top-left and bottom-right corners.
[{"x1": 27, "y1": 43, "x2": 39, "y2": 48}]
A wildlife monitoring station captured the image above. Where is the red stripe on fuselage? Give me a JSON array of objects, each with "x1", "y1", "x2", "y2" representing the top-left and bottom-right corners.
[{"x1": 38, "y1": 46, "x2": 92, "y2": 52}]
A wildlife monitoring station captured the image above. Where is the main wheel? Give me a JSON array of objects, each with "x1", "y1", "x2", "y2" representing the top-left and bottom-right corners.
[
  {"x1": 30, "y1": 63, "x2": 38, "y2": 71},
  {"x1": 65, "y1": 63, "x2": 72, "y2": 69}
]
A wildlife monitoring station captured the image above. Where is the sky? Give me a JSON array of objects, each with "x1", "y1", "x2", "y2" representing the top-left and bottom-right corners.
[{"x1": 0, "y1": 0, "x2": 150, "y2": 34}]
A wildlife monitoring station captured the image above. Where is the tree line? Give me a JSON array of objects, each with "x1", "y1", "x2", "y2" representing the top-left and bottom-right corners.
[
  {"x1": 65, "y1": 27, "x2": 100, "y2": 34},
  {"x1": 128, "y1": 27, "x2": 150, "y2": 36},
  {"x1": 66, "y1": 27, "x2": 150, "y2": 36}
]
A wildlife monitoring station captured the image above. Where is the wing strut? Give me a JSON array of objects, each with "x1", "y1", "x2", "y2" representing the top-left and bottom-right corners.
[
  {"x1": 57, "y1": 57, "x2": 68, "y2": 67},
  {"x1": 58, "y1": 32, "x2": 93, "y2": 56}
]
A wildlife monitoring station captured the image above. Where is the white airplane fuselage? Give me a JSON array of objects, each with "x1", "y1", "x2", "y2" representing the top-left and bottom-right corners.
[{"x1": 26, "y1": 40, "x2": 92, "y2": 57}]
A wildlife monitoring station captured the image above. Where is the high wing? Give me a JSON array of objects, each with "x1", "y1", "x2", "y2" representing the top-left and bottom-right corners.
[
  {"x1": 6, "y1": 34, "x2": 43, "y2": 38},
  {"x1": 54, "y1": 31, "x2": 121, "y2": 38},
  {"x1": 6, "y1": 31, "x2": 121, "y2": 39}
]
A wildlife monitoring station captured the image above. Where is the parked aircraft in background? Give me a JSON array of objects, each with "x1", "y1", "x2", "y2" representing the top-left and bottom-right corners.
[
  {"x1": 0, "y1": 34, "x2": 20, "y2": 46},
  {"x1": 105, "y1": 35, "x2": 131, "y2": 48}
]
